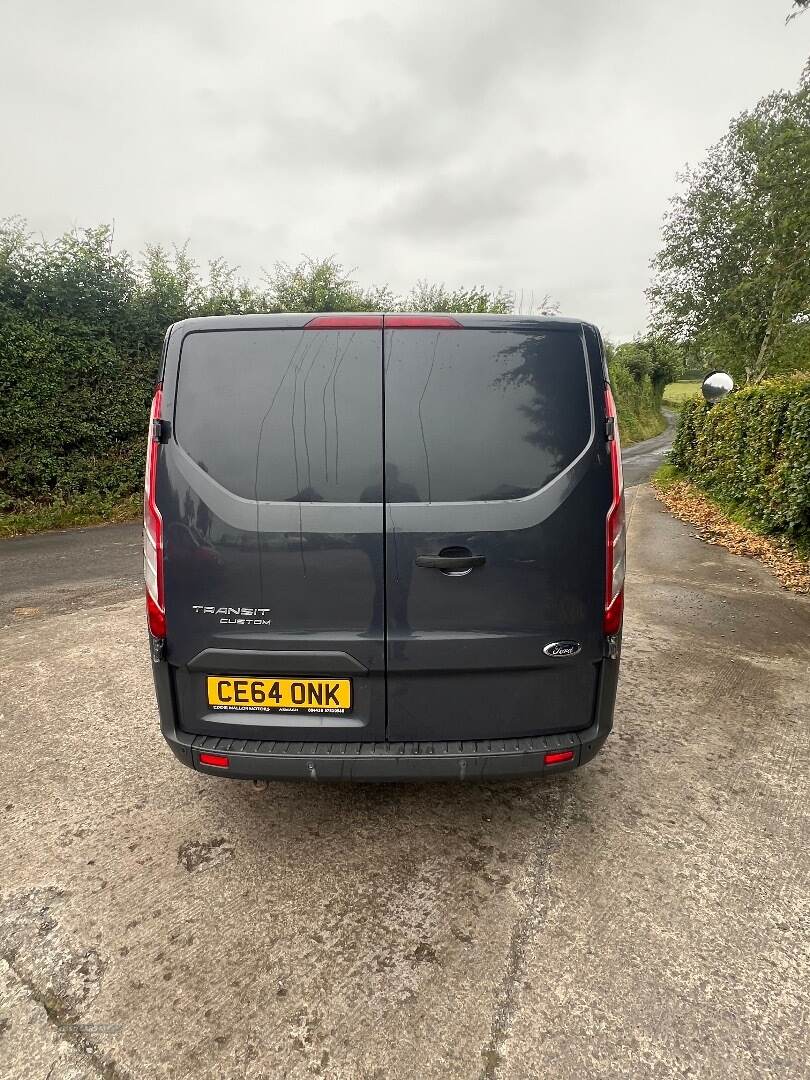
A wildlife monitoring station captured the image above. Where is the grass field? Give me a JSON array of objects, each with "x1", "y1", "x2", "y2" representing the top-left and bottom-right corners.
[{"x1": 662, "y1": 379, "x2": 701, "y2": 408}]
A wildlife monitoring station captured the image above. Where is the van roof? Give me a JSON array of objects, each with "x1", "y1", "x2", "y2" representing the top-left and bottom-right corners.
[{"x1": 167, "y1": 313, "x2": 598, "y2": 335}]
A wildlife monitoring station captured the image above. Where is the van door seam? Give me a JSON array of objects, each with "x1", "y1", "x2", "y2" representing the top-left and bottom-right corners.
[{"x1": 381, "y1": 325, "x2": 389, "y2": 739}]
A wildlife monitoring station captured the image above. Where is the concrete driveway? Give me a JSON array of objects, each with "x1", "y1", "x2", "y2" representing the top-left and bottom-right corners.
[{"x1": 1, "y1": 483, "x2": 808, "y2": 1079}]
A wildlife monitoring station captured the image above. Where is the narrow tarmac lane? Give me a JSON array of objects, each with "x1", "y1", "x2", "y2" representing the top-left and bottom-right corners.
[
  {"x1": 0, "y1": 414, "x2": 677, "y2": 625},
  {"x1": 621, "y1": 407, "x2": 677, "y2": 487},
  {"x1": 1, "y1": 486, "x2": 807, "y2": 1080}
]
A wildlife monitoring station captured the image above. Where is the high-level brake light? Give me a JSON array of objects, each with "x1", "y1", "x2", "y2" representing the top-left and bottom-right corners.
[
  {"x1": 304, "y1": 315, "x2": 383, "y2": 329},
  {"x1": 304, "y1": 315, "x2": 463, "y2": 329},
  {"x1": 604, "y1": 385, "x2": 625, "y2": 635},
  {"x1": 384, "y1": 315, "x2": 462, "y2": 329},
  {"x1": 144, "y1": 387, "x2": 165, "y2": 638}
]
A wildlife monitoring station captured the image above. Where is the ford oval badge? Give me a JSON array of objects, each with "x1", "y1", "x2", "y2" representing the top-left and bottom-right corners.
[{"x1": 543, "y1": 641, "x2": 581, "y2": 658}]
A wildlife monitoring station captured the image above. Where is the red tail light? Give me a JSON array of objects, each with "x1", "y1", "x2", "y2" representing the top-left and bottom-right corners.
[
  {"x1": 604, "y1": 385, "x2": 625, "y2": 635},
  {"x1": 144, "y1": 387, "x2": 165, "y2": 638},
  {"x1": 304, "y1": 315, "x2": 383, "y2": 329},
  {"x1": 384, "y1": 315, "x2": 462, "y2": 329}
]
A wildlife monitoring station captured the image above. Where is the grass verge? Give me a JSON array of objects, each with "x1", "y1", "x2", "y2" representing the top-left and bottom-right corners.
[
  {"x1": 652, "y1": 464, "x2": 810, "y2": 593},
  {"x1": 0, "y1": 493, "x2": 141, "y2": 540},
  {"x1": 619, "y1": 406, "x2": 667, "y2": 447}
]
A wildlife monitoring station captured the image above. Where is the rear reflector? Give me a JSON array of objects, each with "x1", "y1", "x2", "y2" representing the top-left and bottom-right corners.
[
  {"x1": 304, "y1": 315, "x2": 383, "y2": 329},
  {"x1": 199, "y1": 752, "x2": 230, "y2": 768},
  {"x1": 384, "y1": 315, "x2": 462, "y2": 329},
  {"x1": 544, "y1": 749, "x2": 575, "y2": 766}
]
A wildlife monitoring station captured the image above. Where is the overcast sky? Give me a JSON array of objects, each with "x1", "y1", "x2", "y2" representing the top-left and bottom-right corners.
[{"x1": 1, "y1": 0, "x2": 807, "y2": 339}]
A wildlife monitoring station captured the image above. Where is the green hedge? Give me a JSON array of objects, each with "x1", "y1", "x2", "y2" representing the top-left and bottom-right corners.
[
  {"x1": 670, "y1": 375, "x2": 810, "y2": 542},
  {"x1": 0, "y1": 312, "x2": 155, "y2": 509}
]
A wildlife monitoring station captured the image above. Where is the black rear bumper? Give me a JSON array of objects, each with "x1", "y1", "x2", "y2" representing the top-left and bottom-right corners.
[
  {"x1": 153, "y1": 650, "x2": 619, "y2": 782},
  {"x1": 174, "y1": 730, "x2": 607, "y2": 781}
]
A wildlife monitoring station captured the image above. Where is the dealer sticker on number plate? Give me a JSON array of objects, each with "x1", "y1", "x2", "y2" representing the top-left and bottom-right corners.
[{"x1": 207, "y1": 676, "x2": 352, "y2": 714}]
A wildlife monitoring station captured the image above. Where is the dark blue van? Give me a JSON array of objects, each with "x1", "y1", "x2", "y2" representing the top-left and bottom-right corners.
[{"x1": 145, "y1": 314, "x2": 624, "y2": 780}]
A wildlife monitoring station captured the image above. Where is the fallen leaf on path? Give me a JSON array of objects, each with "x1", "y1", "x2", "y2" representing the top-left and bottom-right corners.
[{"x1": 652, "y1": 479, "x2": 810, "y2": 594}]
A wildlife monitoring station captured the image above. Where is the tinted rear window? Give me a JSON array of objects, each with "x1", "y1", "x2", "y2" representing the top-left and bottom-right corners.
[
  {"x1": 174, "y1": 329, "x2": 382, "y2": 502},
  {"x1": 384, "y1": 328, "x2": 592, "y2": 502}
]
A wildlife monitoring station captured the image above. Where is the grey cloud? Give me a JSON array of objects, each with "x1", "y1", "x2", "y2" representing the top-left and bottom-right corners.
[
  {"x1": 232, "y1": 2, "x2": 637, "y2": 179},
  {"x1": 246, "y1": 101, "x2": 464, "y2": 176},
  {"x1": 333, "y1": 1, "x2": 641, "y2": 104},
  {"x1": 11, "y1": 0, "x2": 245, "y2": 55},
  {"x1": 370, "y1": 146, "x2": 589, "y2": 239},
  {"x1": 1, "y1": 0, "x2": 807, "y2": 340}
]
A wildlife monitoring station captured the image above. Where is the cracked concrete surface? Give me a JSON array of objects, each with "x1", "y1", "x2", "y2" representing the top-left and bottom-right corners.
[
  {"x1": 1, "y1": 486, "x2": 808, "y2": 1079},
  {"x1": 1, "y1": 959, "x2": 101, "y2": 1080}
]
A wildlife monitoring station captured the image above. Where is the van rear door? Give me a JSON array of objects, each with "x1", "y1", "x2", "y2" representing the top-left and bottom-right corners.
[
  {"x1": 160, "y1": 317, "x2": 386, "y2": 742},
  {"x1": 382, "y1": 318, "x2": 609, "y2": 743}
]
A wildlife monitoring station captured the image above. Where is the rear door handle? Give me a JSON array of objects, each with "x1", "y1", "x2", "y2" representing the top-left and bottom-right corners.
[{"x1": 415, "y1": 554, "x2": 486, "y2": 570}]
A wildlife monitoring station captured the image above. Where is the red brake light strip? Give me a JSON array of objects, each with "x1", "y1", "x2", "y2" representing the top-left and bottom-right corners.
[
  {"x1": 304, "y1": 315, "x2": 463, "y2": 330},
  {"x1": 385, "y1": 315, "x2": 462, "y2": 329},
  {"x1": 304, "y1": 315, "x2": 382, "y2": 329}
]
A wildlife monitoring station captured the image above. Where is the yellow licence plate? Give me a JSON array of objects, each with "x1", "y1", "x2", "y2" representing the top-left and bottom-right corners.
[{"x1": 207, "y1": 676, "x2": 352, "y2": 715}]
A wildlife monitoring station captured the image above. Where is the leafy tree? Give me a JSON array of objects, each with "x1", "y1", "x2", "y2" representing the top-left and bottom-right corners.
[
  {"x1": 265, "y1": 256, "x2": 395, "y2": 312},
  {"x1": 0, "y1": 222, "x2": 137, "y2": 337},
  {"x1": 401, "y1": 281, "x2": 514, "y2": 314},
  {"x1": 0, "y1": 217, "x2": 38, "y2": 310},
  {"x1": 648, "y1": 71, "x2": 810, "y2": 382},
  {"x1": 612, "y1": 336, "x2": 684, "y2": 393},
  {"x1": 200, "y1": 256, "x2": 276, "y2": 316},
  {"x1": 129, "y1": 244, "x2": 277, "y2": 352}
]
